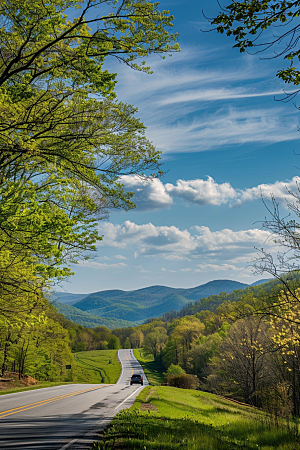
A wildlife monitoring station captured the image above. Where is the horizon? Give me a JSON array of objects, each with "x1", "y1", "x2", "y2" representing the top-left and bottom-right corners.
[
  {"x1": 59, "y1": 0, "x2": 294, "y2": 294},
  {"x1": 55, "y1": 277, "x2": 268, "y2": 296}
]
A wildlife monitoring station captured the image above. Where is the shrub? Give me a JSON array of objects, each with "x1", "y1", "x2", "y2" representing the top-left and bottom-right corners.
[
  {"x1": 167, "y1": 373, "x2": 198, "y2": 390},
  {"x1": 166, "y1": 364, "x2": 186, "y2": 376}
]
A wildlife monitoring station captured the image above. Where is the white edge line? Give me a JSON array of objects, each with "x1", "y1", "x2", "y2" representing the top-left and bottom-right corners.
[
  {"x1": 114, "y1": 385, "x2": 144, "y2": 410},
  {"x1": 116, "y1": 349, "x2": 124, "y2": 384}
]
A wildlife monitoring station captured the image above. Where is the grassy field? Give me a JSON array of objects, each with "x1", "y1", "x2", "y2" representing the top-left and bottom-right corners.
[
  {"x1": 133, "y1": 349, "x2": 165, "y2": 385},
  {"x1": 94, "y1": 386, "x2": 300, "y2": 450},
  {"x1": 74, "y1": 349, "x2": 121, "y2": 384}
]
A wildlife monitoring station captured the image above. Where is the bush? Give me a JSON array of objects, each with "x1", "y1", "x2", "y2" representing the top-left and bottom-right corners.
[
  {"x1": 167, "y1": 373, "x2": 198, "y2": 390},
  {"x1": 166, "y1": 364, "x2": 186, "y2": 376}
]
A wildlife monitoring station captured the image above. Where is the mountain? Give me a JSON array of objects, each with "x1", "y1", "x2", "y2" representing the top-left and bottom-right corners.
[
  {"x1": 54, "y1": 279, "x2": 248, "y2": 326},
  {"x1": 250, "y1": 279, "x2": 271, "y2": 286},
  {"x1": 49, "y1": 292, "x2": 89, "y2": 305},
  {"x1": 53, "y1": 301, "x2": 140, "y2": 328}
]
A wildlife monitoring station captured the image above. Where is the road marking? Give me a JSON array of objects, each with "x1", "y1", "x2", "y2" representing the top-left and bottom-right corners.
[
  {"x1": 125, "y1": 349, "x2": 134, "y2": 376},
  {"x1": 114, "y1": 386, "x2": 143, "y2": 410},
  {"x1": 0, "y1": 385, "x2": 110, "y2": 419}
]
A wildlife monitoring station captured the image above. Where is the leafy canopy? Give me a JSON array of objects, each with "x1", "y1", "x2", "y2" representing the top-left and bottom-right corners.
[{"x1": 209, "y1": 0, "x2": 300, "y2": 88}]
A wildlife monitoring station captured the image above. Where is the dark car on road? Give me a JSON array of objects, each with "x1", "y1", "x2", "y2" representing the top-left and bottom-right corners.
[{"x1": 130, "y1": 374, "x2": 143, "y2": 385}]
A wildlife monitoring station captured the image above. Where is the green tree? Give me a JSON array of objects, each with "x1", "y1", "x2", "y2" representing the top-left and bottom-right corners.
[
  {"x1": 124, "y1": 337, "x2": 131, "y2": 349},
  {"x1": 209, "y1": 0, "x2": 300, "y2": 91},
  {"x1": 172, "y1": 316, "x2": 204, "y2": 369},
  {"x1": 143, "y1": 327, "x2": 167, "y2": 359},
  {"x1": 107, "y1": 335, "x2": 120, "y2": 350},
  {"x1": 0, "y1": 0, "x2": 179, "y2": 290}
]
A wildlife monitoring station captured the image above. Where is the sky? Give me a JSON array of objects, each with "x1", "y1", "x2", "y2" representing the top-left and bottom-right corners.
[{"x1": 60, "y1": 0, "x2": 300, "y2": 294}]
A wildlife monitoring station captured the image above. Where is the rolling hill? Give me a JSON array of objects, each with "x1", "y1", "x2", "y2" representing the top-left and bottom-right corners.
[{"x1": 51, "y1": 279, "x2": 268, "y2": 328}]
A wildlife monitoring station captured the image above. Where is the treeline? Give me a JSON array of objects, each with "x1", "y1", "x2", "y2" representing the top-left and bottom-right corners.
[
  {"x1": 118, "y1": 279, "x2": 300, "y2": 418},
  {"x1": 0, "y1": 299, "x2": 123, "y2": 381},
  {"x1": 160, "y1": 278, "x2": 280, "y2": 322}
]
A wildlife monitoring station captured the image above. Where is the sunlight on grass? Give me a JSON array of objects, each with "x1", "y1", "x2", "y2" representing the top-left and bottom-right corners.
[{"x1": 94, "y1": 386, "x2": 300, "y2": 450}]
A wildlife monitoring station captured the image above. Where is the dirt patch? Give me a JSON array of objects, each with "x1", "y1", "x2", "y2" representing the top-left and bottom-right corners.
[
  {"x1": 141, "y1": 402, "x2": 158, "y2": 412},
  {"x1": 0, "y1": 372, "x2": 39, "y2": 391}
]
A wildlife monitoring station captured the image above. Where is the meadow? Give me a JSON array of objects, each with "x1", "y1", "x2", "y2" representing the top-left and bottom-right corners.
[
  {"x1": 74, "y1": 349, "x2": 121, "y2": 384},
  {"x1": 94, "y1": 386, "x2": 300, "y2": 450}
]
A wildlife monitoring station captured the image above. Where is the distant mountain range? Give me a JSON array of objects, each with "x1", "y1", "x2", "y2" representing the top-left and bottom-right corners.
[{"x1": 51, "y1": 279, "x2": 269, "y2": 328}]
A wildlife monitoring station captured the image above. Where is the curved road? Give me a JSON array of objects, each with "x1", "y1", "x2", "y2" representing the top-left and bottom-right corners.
[{"x1": 0, "y1": 349, "x2": 147, "y2": 449}]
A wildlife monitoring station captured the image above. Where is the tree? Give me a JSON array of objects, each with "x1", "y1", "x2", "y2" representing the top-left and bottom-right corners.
[
  {"x1": 212, "y1": 317, "x2": 272, "y2": 405},
  {"x1": 107, "y1": 335, "x2": 120, "y2": 349},
  {"x1": 0, "y1": 0, "x2": 180, "y2": 290},
  {"x1": 130, "y1": 330, "x2": 144, "y2": 348},
  {"x1": 208, "y1": 0, "x2": 300, "y2": 95},
  {"x1": 142, "y1": 327, "x2": 167, "y2": 359},
  {"x1": 172, "y1": 316, "x2": 204, "y2": 369}
]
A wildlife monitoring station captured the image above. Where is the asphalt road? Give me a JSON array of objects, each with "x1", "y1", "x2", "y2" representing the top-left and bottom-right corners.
[{"x1": 0, "y1": 349, "x2": 148, "y2": 449}]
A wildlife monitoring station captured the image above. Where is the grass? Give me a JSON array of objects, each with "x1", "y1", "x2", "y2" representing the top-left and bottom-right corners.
[
  {"x1": 133, "y1": 349, "x2": 165, "y2": 385},
  {"x1": 74, "y1": 349, "x2": 121, "y2": 384},
  {"x1": 93, "y1": 386, "x2": 300, "y2": 450}
]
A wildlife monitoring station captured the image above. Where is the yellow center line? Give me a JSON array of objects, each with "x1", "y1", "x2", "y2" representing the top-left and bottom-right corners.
[
  {"x1": 0, "y1": 384, "x2": 111, "y2": 419},
  {"x1": 125, "y1": 350, "x2": 133, "y2": 375}
]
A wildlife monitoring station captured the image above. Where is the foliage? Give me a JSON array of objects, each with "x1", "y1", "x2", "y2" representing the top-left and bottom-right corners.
[
  {"x1": 166, "y1": 364, "x2": 185, "y2": 375},
  {"x1": 209, "y1": 0, "x2": 300, "y2": 94},
  {"x1": 0, "y1": 0, "x2": 180, "y2": 381}
]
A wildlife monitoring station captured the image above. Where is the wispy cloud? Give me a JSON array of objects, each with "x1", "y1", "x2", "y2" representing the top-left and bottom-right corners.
[
  {"x1": 158, "y1": 88, "x2": 285, "y2": 106},
  {"x1": 76, "y1": 261, "x2": 127, "y2": 269},
  {"x1": 110, "y1": 44, "x2": 297, "y2": 154}
]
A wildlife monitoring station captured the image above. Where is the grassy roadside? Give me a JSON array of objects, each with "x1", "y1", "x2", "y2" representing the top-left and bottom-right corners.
[
  {"x1": 74, "y1": 349, "x2": 121, "y2": 384},
  {"x1": 0, "y1": 349, "x2": 121, "y2": 395},
  {"x1": 133, "y1": 349, "x2": 165, "y2": 385},
  {"x1": 94, "y1": 386, "x2": 300, "y2": 450}
]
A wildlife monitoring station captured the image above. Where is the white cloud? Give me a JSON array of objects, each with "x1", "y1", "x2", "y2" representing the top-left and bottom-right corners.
[
  {"x1": 165, "y1": 176, "x2": 237, "y2": 206},
  {"x1": 195, "y1": 263, "x2": 240, "y2": 272},
  {"x1": 98, "y1": 221, "x2": 274, "y2": 263},
  {"x1": 158, "y1": 88, "x2": 284, "y2": 106},
  {"x1": 115, "y1": 254, "x2": 128, "y2": 260},
  {"x1": 236, "y1": 176, "x2": 300, "y2": 206},
  {"x1": 145, "y1": 106, "x2": 299, "y2": 154},
  {"x1": 76, "y1": 260, "x2": 127, "y2": 270},
  {"x1": 120, "y1": 175, "x2": 173, "y2": 211},
  {"x1": 119, "y1": 175, "x2": 300, "y2": 211}
]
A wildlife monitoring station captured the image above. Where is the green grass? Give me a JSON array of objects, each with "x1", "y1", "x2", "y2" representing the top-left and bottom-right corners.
[
  {"x1": 94, "y1": 386, "x2": 300, "y2": 450},
  {"x1": 133, "y1": 349, "x2": 165, "y2": 385},
  {"x1": 74, "y1": 349, "x2": 121, "y2": 384}
]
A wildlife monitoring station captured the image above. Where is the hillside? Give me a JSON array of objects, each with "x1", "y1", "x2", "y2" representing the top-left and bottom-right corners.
[
  {"x1": 161, "y1": 277, "x2": 279, "y2": 321},
  {"x1": 53, "y1": 301, "x2": 140, "y2": 328},
  {"x1": 49, "y1": 292, "x2": 89, "y2": 305},
  {"x1": 52, "y1": 279, "x2": 265, "y2": 327}
]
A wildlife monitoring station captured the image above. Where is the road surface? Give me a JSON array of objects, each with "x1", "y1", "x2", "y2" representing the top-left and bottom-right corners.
[{"x1": 0, "y1": 349, "x2": 147, "y2": 449}]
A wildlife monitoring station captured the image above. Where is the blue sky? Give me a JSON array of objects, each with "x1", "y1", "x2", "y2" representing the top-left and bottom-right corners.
[{"x1": 60, "y1": 0, "x2": 300, "y2": 293}]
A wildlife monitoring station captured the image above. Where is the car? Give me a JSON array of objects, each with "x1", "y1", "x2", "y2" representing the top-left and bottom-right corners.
[{"x1": 130, "y1": 373, "x2": 143, "y2": 385}]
